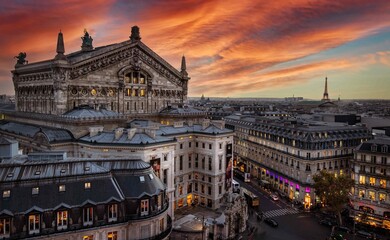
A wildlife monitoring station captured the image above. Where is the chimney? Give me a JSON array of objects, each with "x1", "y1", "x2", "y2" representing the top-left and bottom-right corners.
[
  {"x1": 115, "y1": 128, "x2": 124, "y2": 140},
  {"x1": 174, "y1": 121, "x2": 184, "y2": 128},
  {"x1": 145, "y1": 128, "x2": 156, "y2": 139},
  {"x1": 88, "y1": 126, "x2": 104, "y2": 137},
  {"x1": 127, "y1": 128, "x2": 137, "y2": 140},
  {"x1": 202, "y1": 119, "x2": 210, "y2": 130},
  {"x1": 212, "y1": 120, "x2": 225, "y2": 130}
]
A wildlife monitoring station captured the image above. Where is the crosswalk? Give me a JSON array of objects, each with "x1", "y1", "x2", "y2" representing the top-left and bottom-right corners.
[{"x1": 262, "y1": 208, "x2": 299, "y2": 218}]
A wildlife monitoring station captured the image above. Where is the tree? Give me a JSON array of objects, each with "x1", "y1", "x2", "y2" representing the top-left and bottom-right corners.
[{"x1": 313, "y1": 170, "x2": 354, "y2": 226}]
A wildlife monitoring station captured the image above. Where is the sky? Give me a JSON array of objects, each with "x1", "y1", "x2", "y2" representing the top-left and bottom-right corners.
[{"x1": 1, "y1": 0, "x2": 390, "y2": 100}]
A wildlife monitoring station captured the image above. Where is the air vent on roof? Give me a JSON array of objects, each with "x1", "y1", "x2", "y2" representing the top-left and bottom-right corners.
[
  {"x1": 60, "y1": 169, "x2": 66, "y2": 173},
  {"x1": 84, "y1": 167, "x2": 90, "y2": 171},
  {"x1": 35, "y1": 171, "x2": 41, "y2": 175},
  {"x1": 6, "y1": 173, "x2": 13, "y2": 178},
  {"x1": 149, "y1": 173, "x2": 154, "y2": 179}
]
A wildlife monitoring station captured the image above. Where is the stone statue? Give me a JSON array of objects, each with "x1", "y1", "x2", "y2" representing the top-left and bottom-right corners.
[
  {"x1": 81, "y1": 29, "x2": 93, "y2": 51},
  {"x1": 15, "y1": 52, "x2": 27, "y2": 65}
]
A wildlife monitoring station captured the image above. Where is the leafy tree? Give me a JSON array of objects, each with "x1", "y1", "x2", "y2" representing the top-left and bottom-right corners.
[{"x1": 313, "y1": 170, "x2": 354, "y2": 225}]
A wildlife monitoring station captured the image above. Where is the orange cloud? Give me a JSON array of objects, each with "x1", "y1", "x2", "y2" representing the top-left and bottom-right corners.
[{"x1": 1, "y1": 0, "x2": 390, "y2": 99}]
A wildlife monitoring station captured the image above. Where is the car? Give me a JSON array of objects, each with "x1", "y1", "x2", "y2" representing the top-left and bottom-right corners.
[
  {"x1": 356, "y1": 230, "x2": 372, "y2": 239},
  {"x1": 270, "y1": 194, "x2": 279, "y2": 201},
  {"x1": 319, "y1": 219, "x2": 335, "y2": 227},
  {"x1": 264, "y1": 217, "x2": 278, "y2": 227},
  {"x1": 337, "y1": 226, "x2": 350, "y2": 233}
]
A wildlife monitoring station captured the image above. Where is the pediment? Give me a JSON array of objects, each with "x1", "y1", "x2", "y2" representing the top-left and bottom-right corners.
[{"x1": 69, "y1": 41, "x2": 185, "y2": 87}]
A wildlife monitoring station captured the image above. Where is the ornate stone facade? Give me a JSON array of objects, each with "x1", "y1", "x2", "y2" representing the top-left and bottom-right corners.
[{"x1": 12, "y1": 26, "x2": 189, "y2": 115}]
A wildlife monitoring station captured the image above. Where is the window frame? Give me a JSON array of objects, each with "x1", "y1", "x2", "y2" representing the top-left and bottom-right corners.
[
  {"x1": 140, "y1": 199, "x2": 149, "y2": 216},
  {"x1": 108, "y1": 204, "x2": 118, "y2": 222},
  {"x1": 83, "y1": 207, "x2": 94, "y2": 226},
  {"x1": 28, "y1": 214, "x2": 40, "y2": 234},
  {"x1": 56, "y1": 210, "x2": 68, "y2": 230}
]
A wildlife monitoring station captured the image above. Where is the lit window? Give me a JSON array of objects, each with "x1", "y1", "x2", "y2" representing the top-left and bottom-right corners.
[
  {"x1": 108, "y1": 204, "x2": 118, "y2": 222},
  {"x1": 369, "y1": 177, "x2": 376, "y2": 186},
  {"x1": 107, "y1": 231, "x2": 118, "y2": 240},
  {"x1": 359, "y1": 175, "x2": 365, "y2": 184},
  {"x1": 59, "y1": 185, "x2": 66, "y2": 192},
  {"x1": 85, "y1": 182, "x2": 91, "y2": 189},
  {"x1": 368, "y1": 191, "x2": 376, "y2": 200},
  {"x1": 0, "y1": 218, "x2": 10, "y2": 236},
  {"x1": 28, "y1": 214, "x2": 40, "y2": 234},
  {"x1": 83, "y1": 235, "x2": 93, "y2": 240},
  {"x1": 56, "y1": 211, "x2": 68, "y2": 230},
  {"x1": 32, "y1": 187, "x2": 39, "y2": 195},
  {"x1": 83, "y1": 207, "x2": 93, "y2": 226},
  {"x1": 2, "y1": 190, "x2": 10, "y2": 198},
  {"x1": 380, "y1": 179, "x2": 386, "y2": 188},
  {"x1": 379, "y1": 193, "x2": 386, "y2": 201},
  {"x1": 140, "y1": 199, "x2": 149, "y2": 216}
]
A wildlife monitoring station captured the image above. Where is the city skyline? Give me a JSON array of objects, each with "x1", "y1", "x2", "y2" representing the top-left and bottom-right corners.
[{"x1": 1, "y1": 0, "x2": 390, "y2": 99}]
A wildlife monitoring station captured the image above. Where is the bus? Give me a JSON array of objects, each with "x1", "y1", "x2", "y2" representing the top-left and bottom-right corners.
[
  {"x1": 232, "y1": 179, "x2": 240, "y2": 193},
  {"x1": 241, "y1": 187, "x2": 259, "y2": 207}
]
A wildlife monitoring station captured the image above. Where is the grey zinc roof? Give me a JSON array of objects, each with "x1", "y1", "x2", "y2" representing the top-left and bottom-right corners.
[
  {"x1": 0, "y1": 161, "x2": 108, "y2": 182},
  {"x1": 0, "y1": 158, "x2": 166, "y2": 214},
  {"x1": 0, "y1": 137, "x2": 17, "y2": 145},
  {"x1": 63, "y1": 106, "x2": 119, "y2": 118},
  {"x1": 0, "y1": 176, "x2": 122, "y2": 214},
  {"x1": 157, "y1": 124, "x2": 232, "y2": 136},
  {"x1": 159, "y1": 106, "x2": 205, "y2": 115},
  {"x1": 0, "y1": 121, "x2": 73, "y2": 142},
  {"x1": 80, "y1": 132, "x2": 173, "y2": 145},
  {"x1": 114, "y1": 172, "x2": 165, "y2": 198}
]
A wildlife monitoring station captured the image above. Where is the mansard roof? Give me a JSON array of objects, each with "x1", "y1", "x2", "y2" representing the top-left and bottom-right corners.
[
  {"x1": 157, "y1": 124, "x2": 233, "y2": 136},
  {"x1": 0, "y1": 120, "x2": 74, "y2": 142},
  {"x1": 63, "y1": 106, "x2": 120, "y2": 118},
  {"x1": 80, "y1": 132, "x2": 174, "y2": 145},
  {"x1": 0, "y1": 158, "x2": 165, "y2": 215},
  {"x1": 356, "y1": 138, "x2": 390, "y2": 154}
]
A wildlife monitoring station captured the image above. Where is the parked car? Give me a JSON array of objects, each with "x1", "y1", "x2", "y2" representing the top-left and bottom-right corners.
[
  {"x1": 356, "y1": 230, "x2": 372, "y2": 239},
  {"x1": 319, "y1": 219, "x2": 336, "y2": 227},
  {"x1": 337, "y1": 226, "x2": 351, "y2": 233},
  {"x1": 264, "y1": 217, "x2": 278, "y2": 227},
  {"x1": 270, "y1": 194, "x2": 279, "y2": 201}
]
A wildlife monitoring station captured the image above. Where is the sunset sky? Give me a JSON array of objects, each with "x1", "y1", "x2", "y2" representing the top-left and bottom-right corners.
[{"x1": 1, "y1": 0, "x2": 390, "y2": 99}]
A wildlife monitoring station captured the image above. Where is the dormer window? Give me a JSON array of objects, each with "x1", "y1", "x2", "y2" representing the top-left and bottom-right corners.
[
  {"x1": 382, "y1": 145, "x2": 388, "y2": 153},
  {"x1": 108, "y1": 204, "x2": 118, "y2": 222},
  {"x1": 140, "y1": 199, "x2": 149, "y2": 216},
  {"x1": 56, "y1": 210, "x2": 68, "y2": 230},
  {"x1": 0, "y1": 218, "x2": 10, "y2": 237},
  {"x1": 85, "y1": 182, "x2": 91, "y2": 189},
  {"x1": 32, "y1": 187, "x2": 39, "y2": 195},
  {"x1": 371, "y1": 145, "x2": 377, "y2": 152},
  {"x1": 28, "y1": 214, "x2": 40, "y2": 234},
  {"x1": 83, "y1": 207, "x2": 93, "y2": 226},
  {"x1": 59, "y1": 185, "x2": 66, "y2": 192},
  {"x1": 2, "y1": 190, "x2": 10, "y2": 198}
]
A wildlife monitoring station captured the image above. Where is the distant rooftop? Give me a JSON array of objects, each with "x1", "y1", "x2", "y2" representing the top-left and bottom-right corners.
[{"x1": 63, "y1": 105, "x2": 119, "y2": 118}]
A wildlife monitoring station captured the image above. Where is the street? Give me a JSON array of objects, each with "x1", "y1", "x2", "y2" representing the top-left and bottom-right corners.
[{"x1": 236, "y1": 178, "x2": 332, "y2": 240}]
